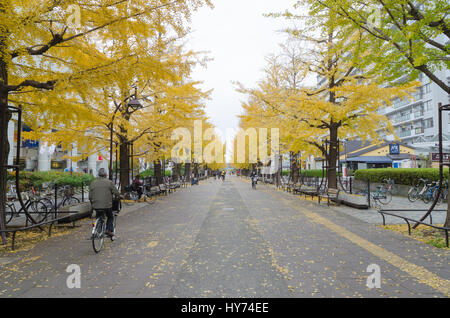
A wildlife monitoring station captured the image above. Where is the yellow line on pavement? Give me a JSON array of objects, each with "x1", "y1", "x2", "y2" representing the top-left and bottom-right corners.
[{"x1": 268, "y1": 190, "x2": 450, "y2": 297}]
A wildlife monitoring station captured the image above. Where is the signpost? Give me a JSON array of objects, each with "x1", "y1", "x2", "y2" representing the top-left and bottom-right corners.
[{"x1": 432, "y1": 153, "x2": 450, "y2": 162}]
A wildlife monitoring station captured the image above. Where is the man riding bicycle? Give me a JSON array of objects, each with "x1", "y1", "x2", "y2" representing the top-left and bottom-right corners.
[{"x1": 89, "y1": 168, "x2": 120, "y2": 238}]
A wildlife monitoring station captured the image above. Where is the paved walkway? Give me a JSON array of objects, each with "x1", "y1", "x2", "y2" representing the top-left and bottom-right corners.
[
  {"x1": 333, "y1": 195, "x2": 448, "y2": 225},
  {"x1": 0, "y1": 176, "x2": 448, "y2": 298}
]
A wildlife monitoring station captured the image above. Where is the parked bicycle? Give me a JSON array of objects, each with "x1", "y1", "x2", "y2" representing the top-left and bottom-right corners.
[
  {"x1": 433, "y1": 180, "x2": 449, "y2": 205},
  {"x1": 422, "y1": 181, "x2": 441, "y2": 204},
  {"x1": 123, "y1": 185, "x2": 140, "y2": 201},
  {"x1": 407, "y1": 179, "x2": 447, "y2": 204},
  {"x1": 408, "y1": 178, "x2": 429, "y2": 203},
  {"x1": 38, "y1": 184, "x2": 80, "y2": 215},
  {"x1": 382, "y1": 178, "x2": 395, "y2": 195},
  {"x1": 359, "y1": 184, "x2": 392, "y2": 208},
  {"x1": 371, "y1": 185, "x2": 392, "y2": 206},
  {"x1": 5, "y1": 187, "x2": 48, "y2": 224}
]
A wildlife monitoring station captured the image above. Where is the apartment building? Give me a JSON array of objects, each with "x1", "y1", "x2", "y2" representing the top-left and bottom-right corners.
[{"x1": 380, "y1": 67, "x2": 450, "y2": 147}]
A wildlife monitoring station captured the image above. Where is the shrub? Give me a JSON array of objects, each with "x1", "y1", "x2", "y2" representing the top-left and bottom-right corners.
[
  {"x1": 7, "y1": 171, "x2": 94, "y2": 190},
  {"x1": 140, "y1": 169, "x2": 172, "y2": 178},
  {"x1": 299, "y1": 169, "x2": 342, "y2": 178},
  {"x1": 300, "y1": 169, "x2": 326, "y2": 178},
  {"x1": 354, "y1": 168, "x2": 449, "y2": 186}
]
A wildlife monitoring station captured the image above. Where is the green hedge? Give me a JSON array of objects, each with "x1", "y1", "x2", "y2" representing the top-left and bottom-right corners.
[
  {"x1": 139, "y1": 169, "x2": 172, "y2": 178},
  {"x1": 354, "y1": 168, "x2": 449, "y2": 186},
  {"x1": 299, "y1": 169, "x2": 343, "y2": 178},
  {"x1": 300, "y1": 170, "x2": 326, "y2": 178},
  {"x1": 7, "y1": 171, "x2": 94, "y2": 190}
]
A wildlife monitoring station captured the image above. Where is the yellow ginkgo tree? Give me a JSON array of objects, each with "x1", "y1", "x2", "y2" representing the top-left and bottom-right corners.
[
  {"x1": 0, "y1": 0, "x2": 212, "y2": 235},
  {"x1": 239, "y1": 8, "x2": 419, "y2": 189}
]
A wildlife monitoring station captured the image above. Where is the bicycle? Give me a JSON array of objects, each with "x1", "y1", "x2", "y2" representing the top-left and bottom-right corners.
[
  {"x1": 5, "y1": 188, "x2": 48, "y2": 224},
  {"x1": 92, "y1": 209, "x2": 119, "y2": 254},
  {"x1": 39, "y1": 184, "x2": 80, "y2": 214},
  {"x1": 408, "y1": 178, "x2": 429, "y2": 202},
  {"x1": 372, "y1": 186, "x2": 392, "y2": 206},
  {"x1": 123, "y1": 185, "x2": 140, "y2": 201},
  {"x1": 421, "y1": 181, "x2": 440, "y2": 204},
  {"x1": 433, "y1": 180, "x2": 449, "y2": 205},
  {"x1": 382, "y1": 178, "x2": 395, "y2": 195},
  {"x1": 359, "y1": 185, "x2": 392, "y2": 208}
]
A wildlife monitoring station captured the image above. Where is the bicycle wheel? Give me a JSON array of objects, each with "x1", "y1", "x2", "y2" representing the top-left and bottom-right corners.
[
  {"x1": 40, "y1": 197, "x2": 55, "y2": 211},
  {"x1": 29, "y1": 200, "x2": 48, "y2": 223},
  {"x1": 407, "y1": 187, "x2": 419, "y2": 202},
  {"x1": 371, "y1": 196, "x2": 381, "y2": 210},
  {"x1": 92, "y1": 218, "x2": 105, "y2": 253},
  {"x1": 5, "y1": 203, "x2": 14, "y2": 224},
  {"x1": 378, "y1": 191, "x2": 392, "y2": 205},
  {"x1": 63, "y1": 197, "x2": 80, "y2": 207},
  {"x1": 432, "y1": 188, "x2": 444, "y2": 205},
  {"x1": 422, "y1": 192, "x2": 433, "y2": 204},
  {"x1": 111, "y1": 213, "x2": 117, "y2": 241}
]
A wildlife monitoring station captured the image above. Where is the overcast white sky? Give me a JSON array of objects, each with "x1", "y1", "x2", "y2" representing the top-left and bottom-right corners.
[{"x1": 187, "y1": 0, "x2": 298, "y2": 136}]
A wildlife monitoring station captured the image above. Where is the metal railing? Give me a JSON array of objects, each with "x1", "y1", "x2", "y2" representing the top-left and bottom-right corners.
[
  {"x1": 377, "y1": 210, "x2": 449, "y2": 247},
  {"x1": 0, "y1": 213, "x2": 80, "y2": 250}
]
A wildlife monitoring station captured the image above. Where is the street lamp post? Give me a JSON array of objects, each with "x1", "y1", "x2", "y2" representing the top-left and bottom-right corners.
[
  {"x1": 109, "y1": 86, "x2": 143, "y2": 182},
  {"x1": 109, "y1": 122, "x2": 114, "y2": 181},
  {"x1": 127, "y1": 86, "x2": 142, "y2": 182}
]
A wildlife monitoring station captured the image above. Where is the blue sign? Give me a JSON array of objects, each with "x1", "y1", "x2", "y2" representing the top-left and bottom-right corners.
[
  {"x1": 390, "y1": 144, "x2": 400, "y2": 155},
  {"x1": 22, "y1": 139, "x2": 39, "y2": 148},
  {"x1": 21, "y1": 125, "x2": 39, "y2": 148}
]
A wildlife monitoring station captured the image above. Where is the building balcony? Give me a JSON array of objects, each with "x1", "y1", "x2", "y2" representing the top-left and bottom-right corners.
[
  {"x1": 414, "y1": 111, "x2": 424, "y2": 119},
  {"x1": 397, "y1": 130, "x2": 412, "y2": 138},
  {"x1": 394, "y1": 114, "x2": 411, "y2": 123},
  {"x1": 414, "y1": 127, "x2": 424, "y2": 135}
]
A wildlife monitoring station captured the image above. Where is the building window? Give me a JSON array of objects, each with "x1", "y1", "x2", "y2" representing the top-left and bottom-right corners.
[
  {"x1": 424, "y1": 118, "x2": 434, "y2": 129},
  {"x1": 424, "y1": 100, "x2": 433, "y2": 111},
  {"x1": 422, "y1": 83, "x2": 432, "y2": 94}
]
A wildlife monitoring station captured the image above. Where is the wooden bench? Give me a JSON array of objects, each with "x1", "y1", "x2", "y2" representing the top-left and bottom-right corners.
[
  {"x1": 318, "y1": 188, "x2": 340, "y2": 206},
  {"x1": 159, "y1": 184, "x2": 168, "y2": 196},
  {"x1": 150, "y1": 186, "x2": 161, "y2": 196},
  {"x1": 300, "y1": 186, "x2": 320, "y2": 200},
  {"x1": 291, "y1": 183, "x2": 302, "y2": 194},
  {"x1": 168, "y1": 182, "x2": 180, "y2": 192}
]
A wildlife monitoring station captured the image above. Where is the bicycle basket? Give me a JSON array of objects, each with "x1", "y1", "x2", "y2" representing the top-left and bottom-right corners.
[{"x1": 112, "y1": 197, "x2": 122, "y2": 212}]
